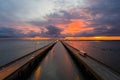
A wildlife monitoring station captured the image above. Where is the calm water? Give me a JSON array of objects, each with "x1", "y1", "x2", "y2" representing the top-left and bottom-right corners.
[
  {"x1": 66, "y1": 41, "x2": 120, "y2": 73},
  {"x1": 0, "y1": 40, "x2": 52, "y2": 67}
]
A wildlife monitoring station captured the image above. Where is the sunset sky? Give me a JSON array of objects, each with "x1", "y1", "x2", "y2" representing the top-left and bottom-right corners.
[{"x1": 0, "y1": 0, "x2": 120, "y2": 39}]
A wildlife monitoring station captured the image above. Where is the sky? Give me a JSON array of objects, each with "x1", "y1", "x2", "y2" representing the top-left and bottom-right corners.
[{"x1": 0, "y1": 0, "x2": 120, "y2": 38}]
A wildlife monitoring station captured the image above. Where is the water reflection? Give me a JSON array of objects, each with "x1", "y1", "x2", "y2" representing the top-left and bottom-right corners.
[{"x1": 35, "y1": 66, "x2": 41, "y2": 80}]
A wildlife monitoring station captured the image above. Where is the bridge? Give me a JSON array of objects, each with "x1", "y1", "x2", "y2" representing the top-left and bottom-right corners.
[{"x1": 0, "y1": 41, "x2": 120, "y2": 80}]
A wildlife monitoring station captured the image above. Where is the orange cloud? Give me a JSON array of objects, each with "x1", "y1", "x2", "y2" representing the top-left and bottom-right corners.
[
  {"x1": 12, "y1": 24, "x2": 47, "y2": 34},
  {"x1": 57, "y1": 19, "x2": 94, "y2": 35}
]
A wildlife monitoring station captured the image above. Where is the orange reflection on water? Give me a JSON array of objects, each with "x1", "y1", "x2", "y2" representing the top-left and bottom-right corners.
[
  {"x1": 63, "y1": 51, "x2": 81, "y2": 80},
  {"x1": 44, "y1": 48, "x2": 55, "y2": 65},
  {"x1": 35, "y1": 66, "x2": 41, "y2": 80}
]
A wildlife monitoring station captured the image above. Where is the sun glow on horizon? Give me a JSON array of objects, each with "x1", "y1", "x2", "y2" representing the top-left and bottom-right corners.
[
  {"x1": 0, "y1": 36, "x2": 120, "y2": 41},
  {"x1": 21, "y1": 36, "x2": 50, "y2": 40},
  {"x1": 65, "y1": 36, "x2": 120, "y2": 40}
]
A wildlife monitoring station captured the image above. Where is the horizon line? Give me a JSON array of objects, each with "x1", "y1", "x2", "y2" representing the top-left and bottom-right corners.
[{"x1": 0, "y1": 36, "x2": 120, "y2": 40}]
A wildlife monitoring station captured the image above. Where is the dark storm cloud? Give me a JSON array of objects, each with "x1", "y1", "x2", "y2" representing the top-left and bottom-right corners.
[
  {"x1": 86, "y1": 0, "x2": 120, "y2": 36},
  {"x1": 29, "y1": 9, "x2": 87, "y2": 27},
  {"x1": 93, "y1": 27, "x2": 120, "y2": 36},
  {"x1": 45, "y1": 25, "x2": 62, "y2": 37},
  {"x1": 26, "y1": 32, "x2": 41, "y2": 37},
  {"x1": 17, "y1": 25, "x2": 63, "y2": 38},
  {"x1": 0, "y1": 27, "x2": 23, "y2": 38},
  {"x1": 48, "y1": 10, "x2": 85, "y2": 20},
  {"x1": 0, "y1": 27, "x2": 44, "y2": 38}
]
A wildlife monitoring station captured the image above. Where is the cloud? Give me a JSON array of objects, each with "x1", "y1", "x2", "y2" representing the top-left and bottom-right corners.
[
  {"x1": 0, "y1": 24, "x2": 47, "y2": 38},
  {"x1": 0, "y1": 27, "x2": 23, "y2": 38},
  {"x1": 44, "y1": 25, "x2": 62, "y2": 37},
  {"x1": 84, "y1": 0, "x2": 120, "y2": 36},
  {"x1": 0, "y1": 0, "x2": 120, "y2": 38},
  {"x1": 0, "y1": 0, "x2": 56, "y2": 21},
  {"x1": 0, "y1": 0, "x2": 85, "y2": 22},
  {"x1": 28, "y1": 0, "x2": 120, "y2": 37}
]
